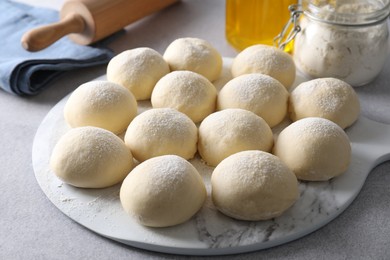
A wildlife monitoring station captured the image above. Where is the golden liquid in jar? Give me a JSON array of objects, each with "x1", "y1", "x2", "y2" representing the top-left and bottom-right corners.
[{"x1": 226, "y1": 0, "x2": 296, "y2": 52}]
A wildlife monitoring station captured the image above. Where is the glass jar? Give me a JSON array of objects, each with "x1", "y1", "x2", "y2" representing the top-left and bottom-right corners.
[
  {"x1": 226, "y1": 0, "x2": 297, "y2": 52},
  {"x1": 291, "y1": 0, "x2": 390, "y2": 86}
]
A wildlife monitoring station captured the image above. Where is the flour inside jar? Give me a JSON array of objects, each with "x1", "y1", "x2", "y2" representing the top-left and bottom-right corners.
[{"x1": 293, "y1": 0, "x2": 389, "y2": 86}]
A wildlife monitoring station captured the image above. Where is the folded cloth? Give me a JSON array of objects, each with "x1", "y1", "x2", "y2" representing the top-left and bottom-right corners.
[{"x1": 0, "y1": 0, "x2": 114, "y2": 95}]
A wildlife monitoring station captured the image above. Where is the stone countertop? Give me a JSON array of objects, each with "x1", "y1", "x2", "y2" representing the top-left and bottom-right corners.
[{"x1": 2, "y1": 0, "x2": 390, "y2": 259}]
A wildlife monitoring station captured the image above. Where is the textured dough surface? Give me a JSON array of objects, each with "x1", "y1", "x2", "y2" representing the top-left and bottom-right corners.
[
  {"x1": 231, "y1": 44, "x2": 296, "y2": 88},
  {"x1": 120, "y1": 155, "x2": 207, "y2": 227},
  {"x1": 163, "y1": 37, "x2": 222, "y2": 82},
  {"x1": 211, "y1": 150, "x2": 299, "y2": 221},
  {"x1": 273, "y1": 117, "x2": 351, "y2": 181},
  {"x1": 289, "y1": 78, "x2": 360, "y2": 129},
  {"x1": 198, "y1": 108, "x2": 273, "y2": 167},
  {"x1": 107, "y1": 47, "x2": 170, "y2": 100},
  {"x1": 50, "y1": 126, "x2": 133, "y2": 188},
  {"x1": 218, "y1": 73, "x2": 289, "y2": 127},
  {"x1": 151, "y1": 71, "x2": 217, "y2": 123},
  {"x1": 64, "y1": 81, "x2": 137, "y2": 134},
  {"x1": 124, "y1": 108, "x2": 198, "y2": 162}
]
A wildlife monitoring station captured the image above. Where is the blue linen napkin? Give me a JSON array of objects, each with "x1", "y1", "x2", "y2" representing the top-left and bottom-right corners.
[{"x1": 0, "y1": 0, "x2": 114, "y2": 95}]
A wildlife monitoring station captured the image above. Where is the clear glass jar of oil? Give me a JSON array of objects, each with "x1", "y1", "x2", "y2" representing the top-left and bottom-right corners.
[{"x1": 226, "y1": 0, "x2": 297, "y2": 51}]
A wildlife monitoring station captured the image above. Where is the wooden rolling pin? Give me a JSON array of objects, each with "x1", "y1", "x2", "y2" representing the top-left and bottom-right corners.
[{"x1": 21, "y1": 0, "x2": 179, "y2": 52}]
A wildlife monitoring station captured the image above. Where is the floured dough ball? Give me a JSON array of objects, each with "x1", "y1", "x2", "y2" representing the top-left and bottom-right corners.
[
  {"x1": 50, "y1": 126, "x2": 133, "y2": 188},
  {"x1": 64, "y1": 81, "x2": 137, "y2": 134},
  {"x1": 217, "y1": 73, "x2": 289, "y2": 127},
  {"x1": 273, "y1": 117, "x2": 351, "y2": 181},
  {"x1": 211, "y1": 150, "x2": 299, "y2": 221},
  {"x1": 231, "y1": 44, "x2": 296, "y2": 88},
  {"x1": 107, "y1": 47, "x2": 170, "y2": 100},
  {"x1": 163, "y1": 37, "x2": 222, "y2": 82},
  {"x1": 151, "y1": 71, "x2": 217, "y2": 123},
  {"x1": 120, "y1": 155, "x2": 206, "y2": 227},
  {"x1": 198, "y1": 108, "x2": 273, "y2": 167},
  {"x1": 124, "y1": 108, "x2": 197, "y2": 162},
  {"x1": 289, "y1": 78, "x2": 360, "y2": 129}
]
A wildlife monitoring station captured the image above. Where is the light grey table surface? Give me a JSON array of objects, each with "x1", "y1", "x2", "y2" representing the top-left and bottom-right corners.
[{"x1": 1, "y1": 0, "x2": 390, "y2": 259}]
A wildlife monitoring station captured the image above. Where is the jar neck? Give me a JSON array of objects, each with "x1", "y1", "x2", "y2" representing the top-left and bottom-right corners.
[{"x1": 302, "y1": 0, "x2": 390, "y2": 26}]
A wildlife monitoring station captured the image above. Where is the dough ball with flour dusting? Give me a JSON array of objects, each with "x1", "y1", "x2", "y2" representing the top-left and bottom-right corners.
[
  {"x1": 211, "y1": 150, "x2": 299, "y2": 221},
  {"x1": 120, "y1": 155, "x2": 206, "y2": 227},
  {"x1": 289, "y1": 78, "x2": 360, "y2": 129},
  {"x1": 107, "y1": 47, "x2": 170, "y2": 100},
  {"x1": 50, "y1": 126, "x2": 133, "y2": 188},
  {"x1": 217, "y1": 73, "x2": 289, "y2": 127},
  {"x1": 64, "y1": 81, "x2": 137, "y2": 134},
  {"x1": 273, "y1": 117, "x2": 351, "y2": 181},
  {"x1": 231, "y1": 44, "x2": 296, "y2": 88},
  {"x1": 198, "y1": 108, "x2": 273, "y2": 167},
  {"x1": 151, "y1": 70, "x2": 217, "y2": 123},
  {"x1": 163, "y1": 37, "x2": 222, "y2": 82},
  {"x1": 124, "y1": 108, "x2": 197, "y2": 162}
]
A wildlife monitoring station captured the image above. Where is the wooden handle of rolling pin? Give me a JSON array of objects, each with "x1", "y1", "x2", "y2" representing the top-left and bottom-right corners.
[
  {"x1": 21, "y1": 0, "x2": 179, "y2": 52},
  {"x1": 21, "y1": 13, "x2": 85, "y2": 52}
]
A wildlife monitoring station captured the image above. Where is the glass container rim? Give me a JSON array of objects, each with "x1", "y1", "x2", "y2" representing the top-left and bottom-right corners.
[{"x1": 302, "y1": 0, "x2": 390, "y2": 26}]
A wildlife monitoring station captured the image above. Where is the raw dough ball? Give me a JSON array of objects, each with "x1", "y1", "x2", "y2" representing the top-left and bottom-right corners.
[
  {"x1": 64, "y1": 81, "x2": 137, "y2": 134},
  {"x1": 211, "y1": 150, "x2": 299, "y2": 221},
  {"x1": 107, "y1": 47, "x2": 170, "y2": 100},
  {"x1": 151, "y1": 71, "x2": 217, "y2": 123},
  {"x1": 231, "y1": 44, "x2": 296, "y2": 88},
  {"x1": 120, "y1": 155, "x2": 206, "y2": 227},
  {"x1": 217, "y1": 73, "x2": 289, "y2": 127},
  {"x1": 50, "y1": 126, "x2": 133, "y2": 188},
  {"x1": 124, "y1": 108, "x2": 197, "y2": 162},
  {"x1": 198, "y1": 108, "x2": 273, "y2": 167},
  {"x1": 163, "y1": 37, "x2": 222, "y2": 82},
  {"x1": 273, "y1": 117, "x2": 351, "y2": 181},
  {"x1": 289, "y1": 78, "x2": 360, "y2": 129}
]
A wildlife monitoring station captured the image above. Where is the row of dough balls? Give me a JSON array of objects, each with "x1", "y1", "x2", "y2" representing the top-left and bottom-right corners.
[
  {"x1": 62, "y1": 73, "x2": 359, "y2": 141},
  {"x1": 51, "y1": 40, "x2": 360, "y2": 228},
  {"x1": 49, "y1": 113, "x2": 350, "y2": 226}
]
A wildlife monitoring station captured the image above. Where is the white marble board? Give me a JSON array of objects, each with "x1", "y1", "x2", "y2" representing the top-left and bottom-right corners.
[{"x1": 32, "y1": 58, "x2": 390, "y2": 255}]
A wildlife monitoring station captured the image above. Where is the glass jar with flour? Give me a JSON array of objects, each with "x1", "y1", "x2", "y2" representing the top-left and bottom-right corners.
[{"x1": 279, "y1": 0, "x2": 390, "y2": 86}]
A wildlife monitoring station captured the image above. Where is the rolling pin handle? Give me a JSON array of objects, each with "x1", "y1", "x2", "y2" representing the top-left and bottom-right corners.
[{"x1": 21, "y1": 13, "x2": 85, "y2": 52}]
